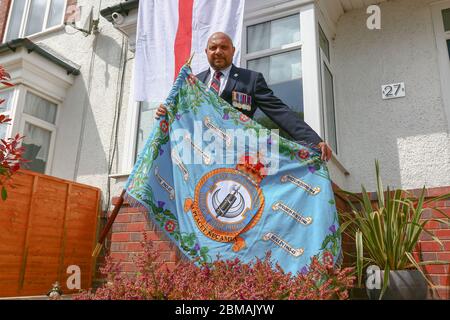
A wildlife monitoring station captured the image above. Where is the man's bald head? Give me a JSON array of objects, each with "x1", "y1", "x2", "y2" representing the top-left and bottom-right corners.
[
  {"x1": 207, "y1": 32, "x2": 234, "y2": 48},
  {"x1": 205, "y1": 32, "x2": 235, "y2": 70}
]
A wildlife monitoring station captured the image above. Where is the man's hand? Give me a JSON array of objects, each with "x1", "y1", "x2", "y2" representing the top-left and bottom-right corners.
[
  {"x1": 155, "y1": 104, "x2": 167, "y2": 119},
  {"x1": 318, "y1": 142, "x2": 332, "y2": 162}
]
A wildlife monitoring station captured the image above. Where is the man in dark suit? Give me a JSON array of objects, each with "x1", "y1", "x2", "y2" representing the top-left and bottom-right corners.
[{"x1": 157, "y1": 32, "x2": 332, "y2": 161}]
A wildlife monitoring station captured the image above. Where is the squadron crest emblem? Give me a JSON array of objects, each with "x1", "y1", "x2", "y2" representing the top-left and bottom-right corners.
[{"x1": 184, "y1": 154, "x2": 266, "y2": 252}]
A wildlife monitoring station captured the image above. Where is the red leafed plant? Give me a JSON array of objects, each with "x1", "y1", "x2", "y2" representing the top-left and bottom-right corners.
[
  {"x1": 0, "y1": 66, "x2": 14, "y2": 88},
  {"x1": 0, "y1": 65, "x2": 26, "y2": 200},
  {"x1": 74, "y1": 233, "x2": 355, "y2": 300}
]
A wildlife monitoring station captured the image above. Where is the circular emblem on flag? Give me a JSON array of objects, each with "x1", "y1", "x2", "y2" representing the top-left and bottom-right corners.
[{"x1": 184, "y1": 155, "x2": 266, "y2": 252}]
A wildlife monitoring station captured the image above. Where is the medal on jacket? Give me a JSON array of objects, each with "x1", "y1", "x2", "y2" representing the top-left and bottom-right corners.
[{"x1": 232, "y1": 91, "x2": 252, "y2": 111}]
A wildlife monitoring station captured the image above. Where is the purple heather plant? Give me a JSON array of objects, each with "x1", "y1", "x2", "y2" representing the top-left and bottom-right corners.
[{"x1": 75, "y1": 233, "x2": 354, "y2": 300}]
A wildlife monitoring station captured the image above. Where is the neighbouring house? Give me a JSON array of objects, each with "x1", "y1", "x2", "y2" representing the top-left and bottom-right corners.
[{"x1": 0, "y1": 0, "x2": 449, "y2": 298}]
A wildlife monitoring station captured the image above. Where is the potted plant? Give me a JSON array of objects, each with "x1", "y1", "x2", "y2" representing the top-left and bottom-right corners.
[{"x1": 339, "y1": 160, "x2": 450, "y2": 300}]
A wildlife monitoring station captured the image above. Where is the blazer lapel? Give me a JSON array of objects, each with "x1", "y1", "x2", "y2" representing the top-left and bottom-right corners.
[
  {"x1": 220, "y1": 65, "x2": 238, "y2": 101},
  {"x1": 197, "y1": 69, "x2": 210, "y2": 84}
]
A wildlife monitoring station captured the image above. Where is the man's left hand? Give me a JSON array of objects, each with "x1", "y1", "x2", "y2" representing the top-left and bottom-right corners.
[{"x1": 318, "y1": 142, "x2": 332, "y2": 162}]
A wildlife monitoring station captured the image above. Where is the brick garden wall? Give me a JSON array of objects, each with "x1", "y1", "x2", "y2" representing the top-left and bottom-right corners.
[
  {"x1": 96, "y1": 198, "x2": 179, "y2": 280},
  {"x1": 416, "y1": 186, "x2": 450, "y2": 299},
  {"x1": 102, "y1": 185, "x2": 450, "y2": 299},
  {"x1": 108, "y1": 202, "x2": 179, "y2": 273},
  {"x1": 0, "y1": 0, "x2": 12, "y2": 43}
]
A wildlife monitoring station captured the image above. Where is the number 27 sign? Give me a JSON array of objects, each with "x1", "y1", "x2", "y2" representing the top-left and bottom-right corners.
[{"x1": 382, "y1": 82, "x2": 406, "y2": 100}]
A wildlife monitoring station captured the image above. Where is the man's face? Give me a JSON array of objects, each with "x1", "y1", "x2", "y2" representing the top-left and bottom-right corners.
[{"x1": 205, "y1": 35, "x2": 235, "y2": 70}]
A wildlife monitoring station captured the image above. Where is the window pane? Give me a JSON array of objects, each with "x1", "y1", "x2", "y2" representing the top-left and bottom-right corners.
[
  {"x1": 0, "y1": 122, "x2": 7, "y2": 139},
  {"x1": 248, "y1": 50, "x2": 303, "y2": 138},
  {"x1": 248, "y1": 50, "x2": 301, "y2": 85},
  {"x1": 247, "y1": 22, "x2": 270, "y2": 53},
  {"x1": 24, "y1": 0, "x2": 48, "y2": 36},
  {"x1": 135, "y1": 101, "x2": 158, "y2": 160},
  {"x1": 24, "y1": 92, "x2": 57, "y2": 124},
  {"x1": 323, "y1": 63, "x2": 337, "y2": 154},
  {"x1": 5, "y1": 0, "x2": 27, "y2": 41},
  {"x1": 0, "y1": 89, "x2": 14, "y2": 113},
  {"x1": 442, "y1": 8, "x2": 450, "y2": 32},
  {"x1": 46, "y1": 0, "x2": 65, "y2": 28},
  {"x1": 247, "y1": 14, "x2": 300, "y2": 53},
  {"x1": 0, "y1": 90, "x2": 13, "y2": 139},
  {"x1": 248, "y1": 50, "x2": 302, "y2": 112},
  {"x1": 270, "y1": 50, "x2": 302, "y2": 83},
  {"x1": 247, "y1": 56, "x2": 269, "y2": 79},
  {"x1": 271, "y1": 14, "x2": 300, "y2": 48},
  {"x1": 22, "y1": 122, "x2": 51, "y2": 174},
  {"x1": 319, "y1": 25, "x2": 330, "y2": 61}
]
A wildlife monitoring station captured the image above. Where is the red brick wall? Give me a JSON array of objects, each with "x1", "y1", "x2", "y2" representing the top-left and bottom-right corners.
[
  {"x1": 417, "y1": 186, "x2": 450, "y2": 300},
  {"x1": 102, "y1": 198, "x2": 179, "y2": 276},
  {"x1": 64, "y1": 0, "x2": 78, "y2": 24},
  {"x1": 0, "y1": 0, "x2": 12, "y2": 43},
  {"x1": 104, "y1": 185, "x2": 450, "y2": 299}
]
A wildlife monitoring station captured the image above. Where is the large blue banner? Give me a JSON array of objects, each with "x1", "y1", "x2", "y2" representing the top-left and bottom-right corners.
[{"x1": 125, "y1": 65, "x2": 341, "y2": 274}]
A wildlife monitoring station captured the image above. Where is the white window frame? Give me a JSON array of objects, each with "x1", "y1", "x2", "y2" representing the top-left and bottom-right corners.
[
  {"x1": 318, "y1": 20, "x2": 342, "y2": 162},
  {"x1": 319, "y1": 49, "x2": 339, "y2": 156},
  {"x1": 315, "y1": 4, "x2": 350, "y2": 175},
  {"x1": 13, "y1": 85, "x2": 59, "y2": 175},
  {"x1": 244, "y1": 10, "x2": 303, "y2": 126},
  {"x1": 431, "y1": 1, "x2": 450, "y2": 131},
  {"x1": 0, "y1": 87, "x2": 19, "y2": 139},
  {"x1": 3, "y1": 0, "x2": 67, "y2": 42},
  {"x1": 134, "y1": 100, "x2": 159, "y2": 161},
  {"x1": 244, "y1": 12, "x2": 302, "y2": 65},
  {"x1": 121, "y1": 64, "x2": 139, "y2": 175},
  {"x1": 242, "y1": 3, "x2": 324, "y2": 139}
]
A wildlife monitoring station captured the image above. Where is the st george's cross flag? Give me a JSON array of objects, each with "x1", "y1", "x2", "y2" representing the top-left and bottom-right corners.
[
  {"x1": 134, "y1": 0, "x2": 245, "y2": 102},
  {"x1": 124, "y1": 64, "x2": 341, "y2": 274}
]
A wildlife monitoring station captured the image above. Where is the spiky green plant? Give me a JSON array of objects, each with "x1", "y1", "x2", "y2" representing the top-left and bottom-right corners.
[{"x1": 339, "y1": 160, "x2": 450, "y2": 299}]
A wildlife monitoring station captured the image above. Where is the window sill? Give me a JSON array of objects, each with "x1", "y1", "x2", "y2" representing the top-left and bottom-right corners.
[
  {"x1": 109, "y1": 172, "x2": 131, "y2": 179},
  {"x1": 330, "y1": 153, "x2": 350, "y2": 176},
  {"x1": 26, "y1": 24, "x2": 65, "y2": 42}
]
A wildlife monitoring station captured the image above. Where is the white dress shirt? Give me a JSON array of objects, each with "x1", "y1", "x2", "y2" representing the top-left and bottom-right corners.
[{"x1": 206, "y1": 65, "x2": 232, "y2": 96}]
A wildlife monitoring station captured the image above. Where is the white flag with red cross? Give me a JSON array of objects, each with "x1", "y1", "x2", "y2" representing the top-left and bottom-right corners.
[{"x1": 134, "y1": 0, "x2": 245, "y2": 102}]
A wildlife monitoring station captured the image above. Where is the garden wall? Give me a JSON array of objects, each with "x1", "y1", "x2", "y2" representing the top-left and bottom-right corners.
[{"x1": 105, "y1": 184, "x2": 450, "y2": 299}]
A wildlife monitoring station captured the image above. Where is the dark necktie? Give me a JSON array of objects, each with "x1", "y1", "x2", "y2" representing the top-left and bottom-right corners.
[{"x1": 210, "y1": 71, "x2": 222, "y2": 95}]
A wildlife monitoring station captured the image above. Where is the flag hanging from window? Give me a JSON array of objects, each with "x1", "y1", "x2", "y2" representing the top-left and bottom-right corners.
[
  {"x1": 134, "y1": 0, "x2": 245, "y2": 103},
  {"x1": 124, "y1": 64, "x2": 341, "y2": 274}
]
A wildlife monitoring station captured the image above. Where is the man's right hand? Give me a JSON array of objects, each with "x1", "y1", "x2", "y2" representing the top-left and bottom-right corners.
[
  {"x1": 155, "y1": 104, "x2": 167, "y2": 119},
  {"x1": 317, "y1": 142, "x2": 333, "y2": 162}
]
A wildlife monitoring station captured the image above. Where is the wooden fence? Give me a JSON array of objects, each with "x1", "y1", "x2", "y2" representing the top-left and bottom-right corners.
[{"x1": 0, "y1": 169, "x2": 101, "y2": 297}]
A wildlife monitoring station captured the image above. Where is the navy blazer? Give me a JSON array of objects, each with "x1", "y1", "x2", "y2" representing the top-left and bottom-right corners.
[{"x1": 196, "y1": 64, "x2": 323, "y2": 146}]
